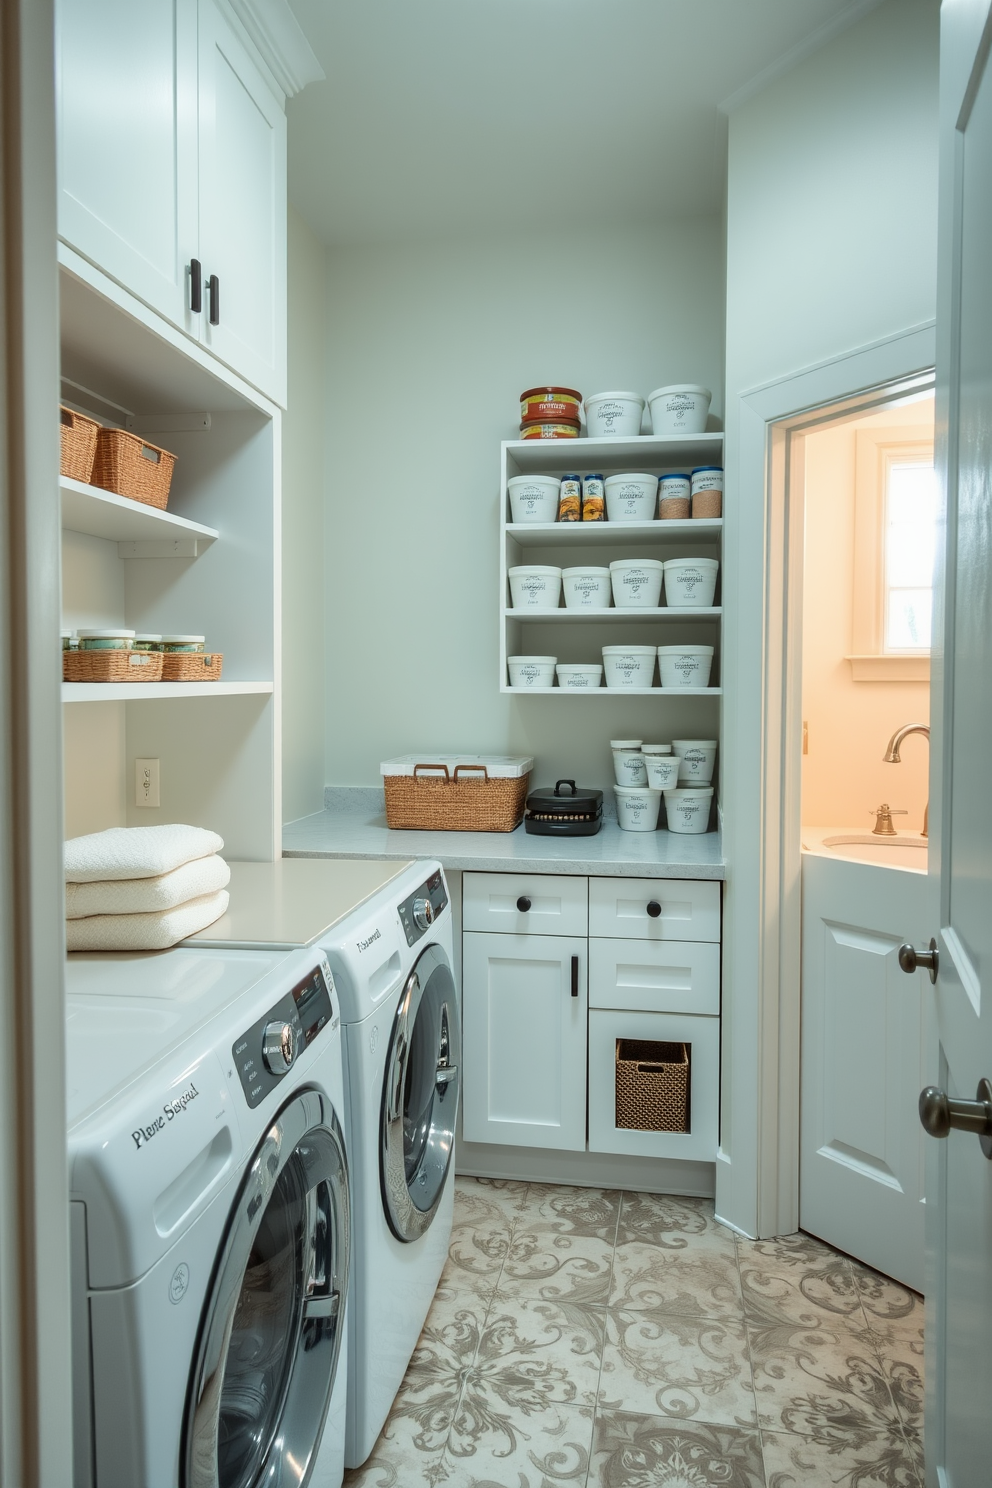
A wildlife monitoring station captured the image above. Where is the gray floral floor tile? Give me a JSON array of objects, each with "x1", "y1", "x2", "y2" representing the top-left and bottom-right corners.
[
  {"x1": 397, "y1": 1289, "x2": 489, "y2": 1452},
  {"x1": 737, "y1": 1232, "x2": 861, "y2": 1329},
  {"x1": 611, "y1": 1236, "x2": 743, "y2": 1321},
  {"x1": 760, "y1": 1425, "x2": 922, "y2": 1487},
  {"x1": 590, "y1": 1410, "x2": 765, "y2": 1488},
  {"x1": 439, "y1": 1402, "x2": 594, "y2": 1486},
  {"x1": 457, "y1": 1177, "x2": 539, "y2": 1223},
  {"x1": 446, "y1": 1185, "x2": 513, "y2": 1304},
  {"x1": 617, "y1": 1193, "x2": 737, "y2": 1256},
  {"x1": 849, "y1": 1261, "x2": 924, "y2": 1336},
  {"x1": 599, "y1": 1309, "x2": 757, "y2": 1427},
  {"x1": 342, "y1": 1410, "x2": 448, "y2": 1488},
  {"x1": 748, "y1": 1320, "x2": 905, "y2": 1440}
]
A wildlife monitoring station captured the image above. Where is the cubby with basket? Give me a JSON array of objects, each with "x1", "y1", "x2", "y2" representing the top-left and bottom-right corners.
[
  {"x1": 614, "y1": 1039, "x2": 689, "y2": 1133},
  {"x1": 91, "y1": 427, "x2": 176, "y2": 510}
]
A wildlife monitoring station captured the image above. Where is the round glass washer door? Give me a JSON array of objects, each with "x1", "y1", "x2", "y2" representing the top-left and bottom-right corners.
[
  {"x1": 380, "y1": 942, "x2": 460, "y2": 1243},
  {"x1": 183, "y1": 1088, "x2": 350, "y2": 1488}
]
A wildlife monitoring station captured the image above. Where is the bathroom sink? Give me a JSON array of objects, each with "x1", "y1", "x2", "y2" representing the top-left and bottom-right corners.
[{"x1": 818, "y1": 833, "x2": 928, "y2": 871}]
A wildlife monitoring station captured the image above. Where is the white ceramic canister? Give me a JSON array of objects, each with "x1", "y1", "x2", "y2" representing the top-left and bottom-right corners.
[
  {"x1": 584, "y1": 391, "x2": 645, "y2": 439},
  {"x1": 508, "y1": 565, "x2": 562, "y2": 609},
  {"x1": 609, "y1": 558, "x2": 664, "y2": 609},
  {"x1": 615, "y1": 786, "x2": 662, "y2": 832},
  {"x1": 507, "y1": 474, "x2": 561, "y2": 523},
  {"x1": 657, "y1": 645, "x2": 715, "y2": 689},
  {"x1": 508, "y1": 655, "x2": 556, "y2": 688},
  {"x1": 603, "y1": 645, "x2": 656, "y2": 689},
  {"x1": 613, "y1": 749, "x2": 648, "y2": 788},
  {"x1": 556, "y1": 663, "x2": 603, "y2": 690},
  {"x1": 648, "y1": 384, "x2": 712, "y2": 435},
  {"x1": 77, "y1": 629, "x2": 135, "y2": 651},
  {"x1": 604, "y1": 473, "x2": 658, "y2": 522},
  {"x1": 672, "y1": 739, "x2": 718, "y2": 784},
  {"x1": 663, "y1": 786, "x2": 714, "y2": 834},
  {"x1": 562, "y1": 566, "x2": 612, "y2": 610},
  {"x1": 610, "y1": 738, "x2": 643, "y2": 750},
  {"x1": 662, "y1": 557, "x2": 719, "y2": 608},
  {"x1": 645, "y1": 753, "x2": 681, "y2": 790}
]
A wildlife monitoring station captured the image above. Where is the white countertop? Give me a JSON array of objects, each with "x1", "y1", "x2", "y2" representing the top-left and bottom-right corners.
[
  {"x1": 187, "y1": 858, "x2": 415, "y2": 947},
  {"x1": 281, "y1": 808, "x2": 725, "y2": 879}
]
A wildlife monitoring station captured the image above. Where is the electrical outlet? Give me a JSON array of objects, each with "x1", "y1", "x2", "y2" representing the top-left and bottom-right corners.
[{"x1": 135, "y1": 757, "x2": 160, "y2": 808}]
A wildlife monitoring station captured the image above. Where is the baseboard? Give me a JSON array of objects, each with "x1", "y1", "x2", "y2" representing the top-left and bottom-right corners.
[{"x1": 455, "y1": 1139, "x2": 715, "y2": 1199}]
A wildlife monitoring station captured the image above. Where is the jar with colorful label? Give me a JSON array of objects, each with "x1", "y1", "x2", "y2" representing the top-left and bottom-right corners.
[
  {"x1": 658, "y1": 473, "x2": 690, "y2": 520},
  {"x1": 557, "y1": 476, "x2": 582, "y2": 522},
  {"x1": 691, "y1": 466, "x2": 723, "y2": 518},
  {"x1": 519, "y1": 386, "x2": 582, "y2": 425},
  {"x1": 582, "y1": 474, "x2": 605, "y2": 521}
]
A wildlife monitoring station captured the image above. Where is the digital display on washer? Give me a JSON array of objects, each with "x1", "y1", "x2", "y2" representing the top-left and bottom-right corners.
[
  {"x1": 232, "y1": 964, "x2": 335, "y2": 1108},
  {"x1": 397, "y1": 869, "x2": 449, "y2": 947}
]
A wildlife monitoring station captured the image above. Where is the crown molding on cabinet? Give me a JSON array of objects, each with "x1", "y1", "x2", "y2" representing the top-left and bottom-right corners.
[{"x1": 227, "y1": 0, "x2": 325, "y2": 97}]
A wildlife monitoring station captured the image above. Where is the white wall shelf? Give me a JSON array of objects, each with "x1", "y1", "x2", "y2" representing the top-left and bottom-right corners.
[
  {"x1": 61, "y1": 475, "x2": 219, "y2": 553},
  {"x1": 501, "y1": 687, "x2": 722, "y2": 697},
  {"x1": 505, "y1": 431, "x2": 724, "y2": 474},
  {"x1": 504, "y1": 607, "x2": 721, "y2": 624},
  {"x1": 62, "y1": 680, "x2": 274, "y2": 702},
  {"x1": 507, "y1": 518, "x2": 721, "y2": 549}
]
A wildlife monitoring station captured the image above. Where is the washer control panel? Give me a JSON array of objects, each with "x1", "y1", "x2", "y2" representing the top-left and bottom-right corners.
[
  {"x1": 233, "y1": 961, "x2": 334, "y2": 1109},
  {"x1": 397, "y1": 869, "x2": 448, "y2": 947}
]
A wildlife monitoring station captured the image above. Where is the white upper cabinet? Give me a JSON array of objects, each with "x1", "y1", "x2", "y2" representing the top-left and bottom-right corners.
[
  {"x1": 56, "y1": 0, "x2": 199, "y2": 331},
  {"x1": 198, "y1": 0, "x2": 287, "y2": 404}
]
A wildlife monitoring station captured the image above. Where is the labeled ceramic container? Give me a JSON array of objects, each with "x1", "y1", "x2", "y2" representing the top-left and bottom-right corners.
[
  {"x1": 520, "y1": 422, "x2": 580, "y2": 439},
  {"x1": 658, "y1": 472, "x2": 691, "y2": 519},
  {"x1": 691, "y1": 466, "x2": 723, "y2": 519},
  {"x1": 644, "y1": 753, "x2": 681, "y2": 789},
  {"x1": 161, "y1": 635, "x2": 205, "y2": 653},
  {"x1": 610, "y1": 558, "x2": 664, "y2": 609},
  {"x1": 657, "y1": 644, "x2": 715, "y2": 689},
  {"x1": 508, "y1": 565, "x2": 562, "y2": 609},
  {"x1": 641, "y1": 742, "x2": 672, "y2": 755},
  {"x1": 508, "y1": 655, "x2": 556, "y2": 688},
  {"x1": 648, "y1": 384, "x2": 712, "y2": 435},
  {"x1": 663, "y1": 557, "x2": 719, "y2": 608},
  {"x1": 672, "y1": 739, "x2": 718, "y2": 784},
  {"x1": 520, "y1": 387, "x2": 583, "y2": 425},
  {"x1": 507, "y1": 474, "x2": 561, "y2": 523},
  {"x1": 604, "y1": 473, "x2": 657, "y2": 522},
  {"x1": 584, "y1": 391, "x2": 645, "y2": 439},
  {"x1": 615, "y1": 785, "x2": 662, "y2": 832},
  {"x1": 562, "y1": 566, "x2": 612, "y2": 609},
  {"x1": 556, "y1": 664, "x2": 603, "y2": 690},
  {"x1": 610, "y1": 739, "x2": 643, "y2": 750},
  {"x1": 663, "y1": 786, "x2": 714, "y2": 834},
  {"x1": 613, "y1": 749, "x2": 648, "y2": 787},
  {"x1": 603, "y1": 645, "x2": 656, "y2": 689},
  {"x1": 77, "y1": 629, "x2": 135, "y2": 651}
]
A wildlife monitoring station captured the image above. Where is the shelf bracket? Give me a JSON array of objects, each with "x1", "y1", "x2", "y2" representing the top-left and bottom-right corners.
[{"x1": 117, "y1": 538, "x2": 204, "y2": 559}]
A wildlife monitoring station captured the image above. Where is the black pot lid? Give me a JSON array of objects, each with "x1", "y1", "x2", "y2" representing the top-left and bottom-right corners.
[{"x1": 525, "y1": 778, "x2": 603, "y2": 814}]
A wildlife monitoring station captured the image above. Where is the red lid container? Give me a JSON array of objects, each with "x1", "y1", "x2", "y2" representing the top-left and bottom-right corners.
[{"x1": 520, "y1": 386, "x2": 583, "y2": 425}]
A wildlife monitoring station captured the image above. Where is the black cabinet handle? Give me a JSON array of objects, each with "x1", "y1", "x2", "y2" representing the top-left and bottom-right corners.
[
  {"x1": 516, "y1": 895, "x2": 531, "y2": 913},
  {"x1": 189, "y1": 258, "x2": 202, "y2": 313},
  {"x1": 208, "y1": 273, "x2": 220, "y2": 326},
  {"x1": 646, "y1": 900, "x2": 662, "y2": 918},
  {"x1": 570, "y1": 955, "x2": 579, "y2": 998}
]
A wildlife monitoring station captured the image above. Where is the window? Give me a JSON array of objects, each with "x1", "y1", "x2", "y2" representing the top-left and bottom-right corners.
[{"x1": 884, "y1": 459, "x2": 938, "y2": 652}]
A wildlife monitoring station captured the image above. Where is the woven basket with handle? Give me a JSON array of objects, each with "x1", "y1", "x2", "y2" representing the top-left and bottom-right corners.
[
  {"x1": 160, "y1": 652, "x2": 224, "y2": 681},
  {"x1": 63, "y1": 650, "x2": 164, "y2": 683},
  {"x1": 59, "y1": 406, "x2": 100, "y2": 482},
  {"x1": 615, "y1": 1039, "x2": 690, "y2": 1133},
  {"x1": 384, "y1": 763, "x2": 530, "y2": 832},
  {"x1": 91, "y1": 427, "x2": 176, "y2": 509}
]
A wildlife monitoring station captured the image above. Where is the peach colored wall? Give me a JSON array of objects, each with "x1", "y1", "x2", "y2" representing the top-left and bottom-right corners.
[{"x1": 801, "y1": 400, "x2": 933, "y2": 832}]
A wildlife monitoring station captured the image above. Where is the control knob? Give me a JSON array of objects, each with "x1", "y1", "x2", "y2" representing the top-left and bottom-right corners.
[
  {"x1": 262, "y1": 1019, "x2": 299, "y2": 1074},
  {"x1": 412, "y1": 897, "x2": 434, "y2": 931}
]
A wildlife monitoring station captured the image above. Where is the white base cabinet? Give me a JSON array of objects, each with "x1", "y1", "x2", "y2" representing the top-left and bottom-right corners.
[{"x1": 587, "y1": 1008, "x2": 719, "y2": 1160}]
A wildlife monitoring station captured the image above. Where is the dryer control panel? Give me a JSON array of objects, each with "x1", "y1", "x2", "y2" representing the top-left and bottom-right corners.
[
  {"x1": 397, "y1": 869, "x2": 448, "y2": 947},
  {"x1": 232, "y1": 961, "x2": 335, "y2": 1109}
]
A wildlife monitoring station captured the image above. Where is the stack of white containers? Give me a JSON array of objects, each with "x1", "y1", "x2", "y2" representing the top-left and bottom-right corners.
[{"x1": 611, "y1": 739, "x2": 717, "y2": 834}]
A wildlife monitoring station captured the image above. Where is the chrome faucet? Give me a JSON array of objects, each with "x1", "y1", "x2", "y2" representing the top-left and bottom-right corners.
[{"x1": 882, "y1": 724, "x2": 930, "y2": 838}]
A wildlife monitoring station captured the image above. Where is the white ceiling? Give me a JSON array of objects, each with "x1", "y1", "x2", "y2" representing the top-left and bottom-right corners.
[{"x1": 287, "y1": 0, "x2": 877, "y2": 248}]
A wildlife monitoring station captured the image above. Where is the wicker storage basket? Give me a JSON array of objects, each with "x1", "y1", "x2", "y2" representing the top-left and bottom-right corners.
[
  {"x1": 63, "y1": 650, "x2": 164, "y2": 683},
  {"x1": 160, "y1": 652, "x2": 223, "y2": 682},
  {"x1": 91, "y1": 427, "x2": 176, "y2": 509},
  {"x1": 59, "y1": 406, "x2": 100, "y2": 482},
  {"x1": 384, "y1": 763, "x2": 530, "y2": 832},
  {"x1": 615, "y1": 1039, "x2": 689, "y2": 1133}
]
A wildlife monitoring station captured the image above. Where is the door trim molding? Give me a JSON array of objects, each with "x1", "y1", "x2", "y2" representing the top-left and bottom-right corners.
[{"x1": 715, "y1": 321, "x2": 937, "y2": 1240}]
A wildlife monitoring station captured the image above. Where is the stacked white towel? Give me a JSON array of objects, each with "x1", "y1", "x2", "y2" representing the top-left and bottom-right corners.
[{"x1": 65, "y1": 824, "x2": 230, "y2": 952}]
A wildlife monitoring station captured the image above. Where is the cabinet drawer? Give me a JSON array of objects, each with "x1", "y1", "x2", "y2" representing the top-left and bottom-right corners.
[
  {"x1": 589, "y1": 877, "x2": 720, "y2": 942},
  {"x1": 589, "y1": 938, "x2": 720, "y2": 1015},
  {"x1": 588, "y1": 1008, "x2": 719, "y2": 1162},
  {"x1": 462, "y1": 873, "x2": 588, "y2": 936}
]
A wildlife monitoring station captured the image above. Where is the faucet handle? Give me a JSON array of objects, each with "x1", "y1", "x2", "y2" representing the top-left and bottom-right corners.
[{"x1": 871, "y1": 803, "x2": 907, "y2": 836}]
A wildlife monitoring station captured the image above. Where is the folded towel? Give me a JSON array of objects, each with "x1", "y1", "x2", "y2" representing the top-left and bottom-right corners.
[
  {"x1": 65, "y1": 854, "x2": 231, "y2": 919},
  {"x1": 65, "y1": 824, "x2": 224, "y2": 884},
  {"x1": 65, "y1": 889, "x2": 230, "y2": 953}
]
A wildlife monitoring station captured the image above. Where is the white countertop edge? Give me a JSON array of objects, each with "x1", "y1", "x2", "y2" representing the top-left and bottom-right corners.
[{"x1": 281, "y1": 809, "x2": 725, "y2": 879}]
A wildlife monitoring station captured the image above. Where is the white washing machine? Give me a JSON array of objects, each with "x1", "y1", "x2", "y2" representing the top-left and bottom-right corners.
[{"x1": 66, "y1": 944, "x2": 352, "y2": 1488}]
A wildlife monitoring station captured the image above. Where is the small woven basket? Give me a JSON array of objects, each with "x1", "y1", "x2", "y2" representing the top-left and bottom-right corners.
[
  {"x1": 160, "y1": 652, "x2": 224, "y2": 681},
  {"x1": 384, "y1": 763, "x2": 530, "y2": 832},
  {"x1": 615, "y1": 1039, "x2": 689, "y2": 1133},
  {"x1": 91, "y1": 428, "x2": 176, "y2": 509},
  {"x1": 63, "y1": 650, "x2": 164, "y2": 683},
  {"x1": 59, "y1": 406, "x2": 100, "y2": 482}
]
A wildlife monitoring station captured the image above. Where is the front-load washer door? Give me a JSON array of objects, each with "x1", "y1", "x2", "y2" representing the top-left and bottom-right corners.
[
  {"x1": 183, "y1": 1088, "x2": 350, "y2": 1488},
  {"x1": 380, "y1": 942, "x2": 461, "y2": 1243}
]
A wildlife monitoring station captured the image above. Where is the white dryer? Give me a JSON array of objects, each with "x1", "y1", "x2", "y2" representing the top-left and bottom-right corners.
[{"x1": 66, "y1": 944, "x2": 352, "y2": 1488}]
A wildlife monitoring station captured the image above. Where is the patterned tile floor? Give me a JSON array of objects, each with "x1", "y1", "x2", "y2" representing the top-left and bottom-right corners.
[{"x1": 345, "y1": 1178, "x2": 924, "y2": 1488}]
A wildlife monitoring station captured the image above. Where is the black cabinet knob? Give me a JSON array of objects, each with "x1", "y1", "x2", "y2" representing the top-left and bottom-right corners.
[
  {"x1": 516, "y1": 896, "x2": 532, "y2": 913},
  {"x1": 646, "y1": 901, "x2": 662, "y2": 918}
]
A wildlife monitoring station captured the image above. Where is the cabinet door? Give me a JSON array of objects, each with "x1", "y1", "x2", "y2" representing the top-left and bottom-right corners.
[
  {"x1": 589, "y1": 877, "x2": 721, "y2": 942},
  {"x1": 56, "y1": 0, "x2": 199, "y2": 327},
  {"x1": 588, "y1": 1008, "x2": 719, "y2": 1161},
  {"x1": 589, "y1": 937, "x2": 720, "y2": 1015},
  {"x1": 198, "y1": 0, "x2": 287, "y2": 403},
  {"x1": 462, "y1": 932, "x2": 586, "y2": 1151}
]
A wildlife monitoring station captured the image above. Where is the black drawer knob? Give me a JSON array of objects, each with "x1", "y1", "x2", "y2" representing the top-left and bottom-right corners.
[
  {"x1": 646, "y1": 901, "x2": 662, "y2": 918},
  {"x1": 516, "y1": 896, "x2": 532, "y2": 913}
]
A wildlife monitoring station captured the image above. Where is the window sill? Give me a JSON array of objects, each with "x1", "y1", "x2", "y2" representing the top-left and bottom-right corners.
[{"x1": 846, "y1": 654, "x2": 930, "y2": 682}]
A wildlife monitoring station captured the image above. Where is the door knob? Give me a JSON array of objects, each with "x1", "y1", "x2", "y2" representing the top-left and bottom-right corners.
[
  {"x1": 898, "y1": 937, "x2": 939, "y2": 983},
  {"x1": 919, "y1": 1079, "x2": 992, "y2": 1158}
]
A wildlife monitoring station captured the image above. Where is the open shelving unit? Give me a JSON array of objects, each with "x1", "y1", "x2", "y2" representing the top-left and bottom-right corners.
[{"x1": 61, "y1": 474, "x2": 219, "y2": 553}]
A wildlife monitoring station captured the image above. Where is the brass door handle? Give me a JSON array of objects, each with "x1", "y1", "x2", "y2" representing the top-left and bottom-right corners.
[
  {"x1": 919, "y1": 1079, "x2": 992, "y2": 1158},
  {"x1": 898, "y1": 938, "x2": 939, "y2": 983}
]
